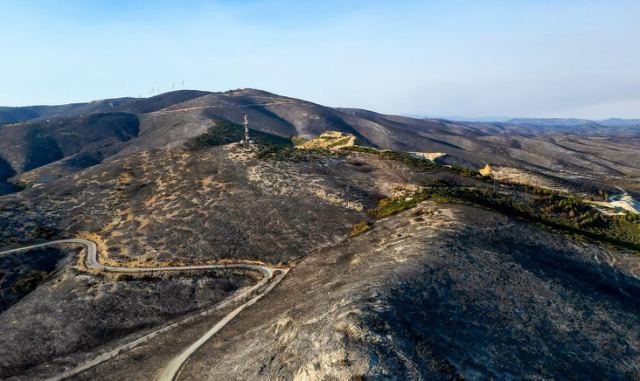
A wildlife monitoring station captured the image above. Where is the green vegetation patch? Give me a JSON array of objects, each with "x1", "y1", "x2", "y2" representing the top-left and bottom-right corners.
[
  {"x1": 341, "y1": 146, "x2": 479, "y2": 177},
  {"x1": 339, "y1": 145, "x2": 638, "y2": 250},
  {"x1": 188, "y1": 120, "x2": 292, "y2": 150},
  {"x1": 370, "y1": 186, "x2": 640, "y2": 251},
  {"x1": 256, "y1": 144, "x2": 348, "y2": 162},
  {"x1": 368, "y1": 193, "x2": 430, "y2": 219},
  {"x1": 326, "y1": 137, "x2": 352, "y2": 148},
  {"x1": 458, "y1": 188, "x2": 640, "y2": 250},
  {"x1": 349, "y1": 221, "x2": 372, "y2": 237}
]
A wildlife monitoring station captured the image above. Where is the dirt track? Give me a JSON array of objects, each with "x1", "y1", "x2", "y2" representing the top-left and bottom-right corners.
[{"x1": 0, "y1": 239, "x2": 288, "y2": 381}]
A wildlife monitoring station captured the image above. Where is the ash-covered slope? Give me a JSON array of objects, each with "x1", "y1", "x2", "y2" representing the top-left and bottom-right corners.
[
  {"x1": 183, "y1": 203, "x2": 640, "y2": 381},
  {"x1": 1, "y1": 139, "x2": 638, "y2": 380},
  {"x1": 0, "y1": 141, "x2": 412, "y2": 379},
  {"x1": 0, "y1": 98, "x2": 136, "y2": 124},
  {"x1": 0, "y1": 113, "x2": 140, "y2": 173}
]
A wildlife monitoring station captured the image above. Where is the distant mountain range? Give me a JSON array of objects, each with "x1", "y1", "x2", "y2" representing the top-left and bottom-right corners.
[
  {"x1": 416, "y1": 115, "x2": 640, "y2": 128},
  {"x1": 504, "y1": 117, "x2": 640, "y2": 128}
]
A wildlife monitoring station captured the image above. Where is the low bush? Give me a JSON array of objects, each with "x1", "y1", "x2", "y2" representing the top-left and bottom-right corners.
[
  {"x1": 368, "y1": 193, "x2": 430, "y2": 219},
  {"x1": 349, "y1": 221, "x2": 372, "y2": 237}
]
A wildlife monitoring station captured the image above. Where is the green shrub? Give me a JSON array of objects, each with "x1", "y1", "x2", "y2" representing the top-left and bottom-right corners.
[
  {"x1": 341, "y1": 146, "x2": 379, "y2": 154},
  {"x1": 368, "y1": 192, "x2": 430, "y2": 219},
  {"x1": 349, "y1": 221, "x2": 372, "y2": 237},
  {"x1": 326, "y1": 137, "x2": 351, "y2": 148}
]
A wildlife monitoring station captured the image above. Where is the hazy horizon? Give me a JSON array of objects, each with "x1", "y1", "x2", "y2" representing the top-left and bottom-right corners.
[{"x1": 2, "y1": 0, "x2": 639, "y2": 119}]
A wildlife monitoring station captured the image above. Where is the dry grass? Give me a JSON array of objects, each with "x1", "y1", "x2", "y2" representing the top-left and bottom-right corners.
[{"x1": 299, "y1": 131, "x2": 356, "y2": 151}]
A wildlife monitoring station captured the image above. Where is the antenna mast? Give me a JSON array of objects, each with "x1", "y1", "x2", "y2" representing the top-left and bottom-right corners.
[{"x1": 242, "y1": 115, "x2": 251, "y2": 146}]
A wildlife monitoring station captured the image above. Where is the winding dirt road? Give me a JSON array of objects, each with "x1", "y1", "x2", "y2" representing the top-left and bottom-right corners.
[{"x1": 0, "y1": 239, "x2": 289, "y2": 381}]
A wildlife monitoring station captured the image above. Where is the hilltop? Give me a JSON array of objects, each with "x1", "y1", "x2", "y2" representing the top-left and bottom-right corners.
[{"x1": 1, "y1": 89, "x2": 639, "y2": 196}]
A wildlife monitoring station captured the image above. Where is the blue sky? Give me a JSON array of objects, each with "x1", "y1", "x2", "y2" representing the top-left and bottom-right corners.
[{"x1": 1, "y1": 0, "x2": 639, "y2": 118}]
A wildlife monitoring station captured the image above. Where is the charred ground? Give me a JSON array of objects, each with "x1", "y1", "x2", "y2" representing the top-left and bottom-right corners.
[{"x1": 0, "y1": 91, "x2": 639, "y2": 380}]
